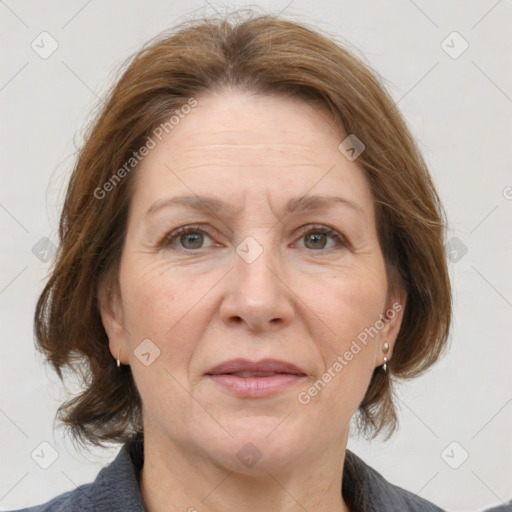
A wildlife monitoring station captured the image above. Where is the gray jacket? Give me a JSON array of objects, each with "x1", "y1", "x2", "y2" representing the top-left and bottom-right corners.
[{"x1": 11, "y1": 436, "x2": 445, "y2": 511}]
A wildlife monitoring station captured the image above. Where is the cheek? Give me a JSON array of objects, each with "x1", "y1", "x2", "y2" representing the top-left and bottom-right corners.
[
  {"x1": 306, "y1": 282, "x2": 382, "y2": 420},
  {"x1": 119, "y1": 265, "x2": 199, "y2": 416},
  {"x1": 118, "y1": 256, "x2": 217, "y2": 377},
  {"x1": 322, "y1": 270, "x2": 387, "y2": 343},
  {"x1": 118, "y1": 255, "x2": 190, "y2": 337},
  {"x1": 309, "y1": 266, "x2": 386, "y2": 400},
  {"x1": 122, "y1": 281, "x2": 176, "y2": 338}
]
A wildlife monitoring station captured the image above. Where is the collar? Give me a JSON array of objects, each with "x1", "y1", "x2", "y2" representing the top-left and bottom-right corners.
[
  {"x1": 87, "y1": 435, "x2": 442, "y2": 512},
  {"x1": 90, "y1": 434, "x2": 146, "y2": 512}
]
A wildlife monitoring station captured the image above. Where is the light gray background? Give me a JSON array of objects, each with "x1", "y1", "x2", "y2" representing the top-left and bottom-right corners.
[{"x1": 1, "y1": 1, "x2": 511, "y2": 511}]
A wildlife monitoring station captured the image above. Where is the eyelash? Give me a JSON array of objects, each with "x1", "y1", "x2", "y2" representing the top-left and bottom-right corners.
[{"x1": 160, "y1": 224, "x2": 349, "y2": 251}]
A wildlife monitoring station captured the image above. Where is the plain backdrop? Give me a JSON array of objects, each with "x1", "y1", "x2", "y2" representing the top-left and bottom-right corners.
[{"x1": 1, "y1": 1, "x2": 511, "y2": 511}]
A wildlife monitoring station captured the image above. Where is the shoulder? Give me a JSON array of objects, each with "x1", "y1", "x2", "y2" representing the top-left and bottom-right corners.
[
  {"x1": 344, "y1": 449, "x2": 445, "y2": 512},
  {"x1": 7, "y1": 437, "x2": 146, "y2": 512},
  {"x1": 8, "y1": 484, "x2": 94, "y2": 512},
  {"x1": 482, "y1": 500, "x2": 512, "y2": 511}
]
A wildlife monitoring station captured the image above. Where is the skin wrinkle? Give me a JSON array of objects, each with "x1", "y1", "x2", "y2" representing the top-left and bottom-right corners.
[
  {"x1": 100, "y1": 90, "x2": 406, "y2": 512},
  {"x1": 144, "y1": 193, "x2": 367, "y2": 222}
]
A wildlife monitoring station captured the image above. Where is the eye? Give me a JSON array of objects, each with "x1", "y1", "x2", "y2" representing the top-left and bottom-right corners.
[
  {"x1": 160, "y1": 225, "x2": 215, "y2": 250},
  {"x1": 160, "y1": 224, "x2": 348, "y2": 251},
  {"x1": 296, "y1": 225, "x2": 348, "y2": 250}
]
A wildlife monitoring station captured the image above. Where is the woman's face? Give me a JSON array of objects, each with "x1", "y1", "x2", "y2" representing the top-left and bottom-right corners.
[{"x1": 102, "y1": 90, "x2": 404, "y2": 473}]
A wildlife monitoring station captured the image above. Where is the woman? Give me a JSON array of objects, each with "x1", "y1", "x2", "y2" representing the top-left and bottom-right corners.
[{"x1": 16, "y1": 14, "x2": 451, "y2": 512}]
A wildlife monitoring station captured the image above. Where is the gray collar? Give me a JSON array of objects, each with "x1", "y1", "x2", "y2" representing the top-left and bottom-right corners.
[{"x1": 75, "y1": 435, "x2": 443, "y2": 512}]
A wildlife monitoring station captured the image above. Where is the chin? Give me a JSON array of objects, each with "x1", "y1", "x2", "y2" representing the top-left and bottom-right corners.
[{"x1": 197, "y1": 416, "x2": 314, "y2": 475}]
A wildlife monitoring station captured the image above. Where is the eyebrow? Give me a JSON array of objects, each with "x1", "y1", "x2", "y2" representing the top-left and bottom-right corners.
[{"x1": 145, "y1": 194, "x2": 365, "y2": 219}]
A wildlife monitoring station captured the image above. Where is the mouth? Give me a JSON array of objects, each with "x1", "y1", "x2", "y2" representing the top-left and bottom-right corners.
[{"x1": 205, "y1": 358, "x2": 307, "y2": 398}]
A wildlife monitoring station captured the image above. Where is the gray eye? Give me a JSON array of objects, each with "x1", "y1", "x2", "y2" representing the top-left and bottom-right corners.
[
  {"x1": 304, "y1": 233, "x2": 327, "y2": 249},
  {"x1": 180, "y1": 232, "x2": 204, "y2": 249}
]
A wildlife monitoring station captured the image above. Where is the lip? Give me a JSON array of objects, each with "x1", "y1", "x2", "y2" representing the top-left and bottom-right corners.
[
  {"x1": 206, "y1": 358, "x2": 306, "y2": 376},
  {"x1": 205, "y1": 358, "x2": 307, "y2": 398}
]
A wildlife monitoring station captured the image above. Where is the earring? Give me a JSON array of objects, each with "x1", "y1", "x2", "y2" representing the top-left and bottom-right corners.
[
  {"x1": 117, "y1": 349, "x2": 121, "y2": 368},
  {"x1": 383, "y1": 342, "x2": 389, "y2": 372}
]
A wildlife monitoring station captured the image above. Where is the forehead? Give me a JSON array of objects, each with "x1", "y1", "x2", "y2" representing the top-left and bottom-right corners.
[{"x1": 131, "y1": 90, "x2": 374, "y2": 216}]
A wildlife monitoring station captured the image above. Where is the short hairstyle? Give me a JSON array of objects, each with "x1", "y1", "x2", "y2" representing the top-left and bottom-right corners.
[{"x1": 35, "y1": 13, "x2": 451, "y2": 446}]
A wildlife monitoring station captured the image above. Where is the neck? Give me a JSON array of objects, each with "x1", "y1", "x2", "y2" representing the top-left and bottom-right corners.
[{"x1": 139, "y1": 429, "x2": 351, "y2": 512}]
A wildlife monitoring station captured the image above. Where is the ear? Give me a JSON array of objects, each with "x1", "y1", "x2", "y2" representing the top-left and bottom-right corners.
[
  {"x1": 97, "y1": 277, "x2": 128, "y2": 365},
  {"x1": 375, "y1": 286, "x2": 407, "y2": 367}
]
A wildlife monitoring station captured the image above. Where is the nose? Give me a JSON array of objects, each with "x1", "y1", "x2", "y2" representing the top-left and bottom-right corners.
[{"x1": 219, "y1": 238, "x2": 295, "y2": 332}]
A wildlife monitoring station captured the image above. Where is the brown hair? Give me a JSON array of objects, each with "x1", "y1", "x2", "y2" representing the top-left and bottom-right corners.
[{"x1": 35, "y1": 13, "x2": 451, "y2": 447}]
